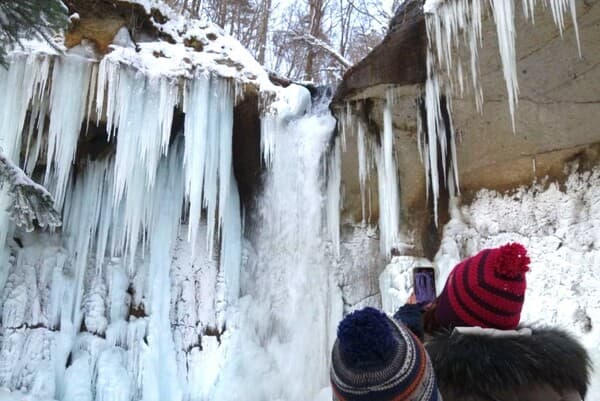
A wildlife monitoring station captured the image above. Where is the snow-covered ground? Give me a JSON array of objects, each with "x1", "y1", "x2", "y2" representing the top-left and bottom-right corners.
[{"x1": 382, "y1": 166, "x2": 600, "y2": 400}]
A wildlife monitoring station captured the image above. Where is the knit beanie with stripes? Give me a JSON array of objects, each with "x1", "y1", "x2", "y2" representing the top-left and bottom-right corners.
[
  {"x1": 435, "y1": 242, "x2": 531, "y2": 330},
  {"x1": 330, "y1": 307, "x2": 441, "y2": 401}
]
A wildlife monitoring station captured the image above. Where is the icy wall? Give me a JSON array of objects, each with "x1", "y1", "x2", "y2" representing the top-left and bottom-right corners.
[
  {"x1": 0, "y1": 48, "x2": 371, "y2": 400},
  {"x1": 0, "y1": 52, "x2": 244, "y2": 401}
]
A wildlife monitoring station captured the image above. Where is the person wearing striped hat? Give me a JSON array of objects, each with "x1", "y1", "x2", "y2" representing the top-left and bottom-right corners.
[
  {"x1": 434, "y1": 242, "x2": 530, "y2": 330},
  {"x1": 417, "y1": 243, "x2": 591, "y2": 401},
  {"x1": 330, "y1": 307, "x2": 442, "y2": 401}
]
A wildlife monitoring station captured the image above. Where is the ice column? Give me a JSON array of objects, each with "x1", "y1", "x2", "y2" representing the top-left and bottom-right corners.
[{"x1": 377, "y1": 89, "x2": 400, "y2": 257}]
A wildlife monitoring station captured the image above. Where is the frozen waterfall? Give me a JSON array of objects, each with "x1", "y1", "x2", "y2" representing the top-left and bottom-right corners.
[
  {"x1": 213, "y1": 84, "x2": 341, "y2": 401},
  {"x1": 0, "y1": 51, "x2": 344, "y2": 401},
  {"x1": 0, "y1": 53, "x2": 244, "y2": 401}
]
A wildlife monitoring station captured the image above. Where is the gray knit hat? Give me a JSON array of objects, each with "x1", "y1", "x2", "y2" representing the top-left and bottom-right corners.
[{"x1": 330, "y1": 307, "x2": 441, "y2": 401}]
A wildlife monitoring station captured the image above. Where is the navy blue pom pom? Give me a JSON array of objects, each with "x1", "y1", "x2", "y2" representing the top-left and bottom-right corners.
[{"x1": 337, "y1": 307, "x2": 398, "y2": 369}]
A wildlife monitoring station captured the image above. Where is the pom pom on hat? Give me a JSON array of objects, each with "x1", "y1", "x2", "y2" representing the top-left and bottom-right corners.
[
  {"x1": 494, "y1": 242, "x2": 530, "y2": 278},
  {"x1": 337, "y1": 307, "x2": 398, "y2": 369}
]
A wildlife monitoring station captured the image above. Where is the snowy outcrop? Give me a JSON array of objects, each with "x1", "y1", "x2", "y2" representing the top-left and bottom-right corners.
[
  {"x1": 59, "y1": 0, "x2": 272, "y2": 86},
  {"x1": 0, "y1": 1, "x2": 272, "y2": 394},
  {"x1": 0, "y1": 152, "x2": 61, "y2": 232},
  {"x1": 0, "y1": 29, "x2": 349, "y2": 401}
]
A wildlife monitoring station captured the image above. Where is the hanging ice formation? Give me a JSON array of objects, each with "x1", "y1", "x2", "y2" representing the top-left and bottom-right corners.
[
  {"x1": 421, "y1": 0, "x2": 582, "y2": 221},
  {"x1": 339, "y1": 89, "x2": 401, "y2": 258},
  {"x1": 0, "y1": 51, "x2": 242, "y2": 401},
  {"x1": 210, "y1": 83, "x2": 341, "y2": 401}
]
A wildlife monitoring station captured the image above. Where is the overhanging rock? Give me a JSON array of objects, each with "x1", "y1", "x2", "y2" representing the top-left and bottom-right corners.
[{"x1": 333, "y1": 0, "x2": 600, "y2": 258}]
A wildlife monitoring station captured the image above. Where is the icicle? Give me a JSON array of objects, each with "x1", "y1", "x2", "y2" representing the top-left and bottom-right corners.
[
  {"x1": 218, "y1": 175, "x2": 242, "y2": 311},
  {"x1": 183, "y1": 75, "x2": 210, "y2": 253},
  {"x1": 490, "y1": 0, "x2": 519, "y2": 132},
  {"x1": 183, "y1": 74, "x2": 238, "y2": 262},
  {"x1": 424, "y1": 74, "x2": 441, "y2": 224},
  {"x1": 356, "y1": 119, "x2": 370, "y2": 222},
  {"x1": 568, "y1": 0, "x2": 582, "y2": 58},
  {"x1": 142, "y1": 138, "x2": 185, "y2": 401},
  {"x1": 0, "y1": 55, "x2": 52, "y2": 269},
  {"x1": 377, "y1": 89, "x2": 401, "y2": 257},
  {"x1": 326, "y1": 137, "x2": 341, "y2": 257},
  {"x1": 45, "y1": 56, "x2": 94, "y2": 209},
  {"x1": 547, "y1": 0, "x2": 581, "y2": 57}
]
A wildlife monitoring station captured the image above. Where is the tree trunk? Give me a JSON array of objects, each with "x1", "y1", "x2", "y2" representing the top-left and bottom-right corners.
[
  {"x1": 256, "y1": 0, "x2": 272, "y2": 65},
  {"x1": 305, "y1": 0, "x2": 325, "y2": 81}
]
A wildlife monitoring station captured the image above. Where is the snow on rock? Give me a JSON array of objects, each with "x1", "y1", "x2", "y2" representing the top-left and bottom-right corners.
[
  {"x1": 108, "y1": 0, "x2": 270, "y2": 87},
  {"x1": 0, "y1": 152, "x2": 61, "y2": 232},
  {"x1": 448, "y1": 170, "x2": 600, "y2": 398},
  {"x1": 17, "y1": 0, "x2": 274, "y2": 90}
]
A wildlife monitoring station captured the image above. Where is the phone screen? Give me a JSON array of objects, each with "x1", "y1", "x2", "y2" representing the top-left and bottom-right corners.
[{"x1": 413, "y1": 267, "x2": 436, "y2": 304}]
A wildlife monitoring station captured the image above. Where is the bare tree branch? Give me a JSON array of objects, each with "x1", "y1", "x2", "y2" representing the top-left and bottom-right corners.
[{"x1": 293, "y1": 33, "x2": 352, "y2": 69}]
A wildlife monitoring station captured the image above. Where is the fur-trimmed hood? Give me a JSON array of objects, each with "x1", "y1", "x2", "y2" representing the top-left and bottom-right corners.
[{"x1": 426, "y1": 326, "x2": 592, "y2": 401}]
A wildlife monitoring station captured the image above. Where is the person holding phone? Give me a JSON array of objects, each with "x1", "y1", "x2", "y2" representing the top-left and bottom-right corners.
[
  {"x1": 397, "y1": 243, "x2": 592, "y2": 401},
  {"x1": 392, "y1": 267, "x2": 436, "y2": 341}
]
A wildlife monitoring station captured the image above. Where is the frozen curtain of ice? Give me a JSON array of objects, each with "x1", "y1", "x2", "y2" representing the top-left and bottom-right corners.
[
  {"x1": 421, "y1": 0, "x2": 581, "y2": 221},
  {"x1": 0, "y1": 51, "x2": 344, "y2": 401},
  {"x1": 213, "y1": 84, "x2": 341, "y2": 401},
  {"x1": 0, "y1": 52, "x2": 245, "y2": 401}
]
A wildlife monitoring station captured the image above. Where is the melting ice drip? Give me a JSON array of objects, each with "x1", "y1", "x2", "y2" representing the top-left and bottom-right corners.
[
  {"x1": 0, "y1": 53, "x2": 242, "y2": 401},
  {"x1": 211, "y1": 84, "x2": 341, "y2": 401},
  {"x1": 421, "y1": 0, "x2": 581, "y2": 221}
]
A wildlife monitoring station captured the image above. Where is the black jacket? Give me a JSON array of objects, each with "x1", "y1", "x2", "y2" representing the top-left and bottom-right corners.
[{"x1": 425, "y1": 326, "x2": 592, "y2": 401}]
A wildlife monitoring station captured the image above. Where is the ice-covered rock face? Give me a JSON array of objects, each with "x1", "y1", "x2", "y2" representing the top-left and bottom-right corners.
[
  {"x1": 0, "y1": 49, "x2": 245, "y2": 401},
  {"x1": 334, "y1": 0, "x2": 600, "y2": 256}
]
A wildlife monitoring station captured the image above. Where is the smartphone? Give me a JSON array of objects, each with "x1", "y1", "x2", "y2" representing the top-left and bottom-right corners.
[{"x1": 413, "y1": 267, "x2": 436, "y2": 304}]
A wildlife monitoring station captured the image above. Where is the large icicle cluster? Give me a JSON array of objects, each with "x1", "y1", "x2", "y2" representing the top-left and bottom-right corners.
[
  {"x1": 421, "y1": 0, "x2": 581, "y2": 221},
  {"x1": 339, "y1": 90, "x2": 401, "y2": 258},
  {"x1": 0, "y1": 51, "x2": 242, "y2": 401}
]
